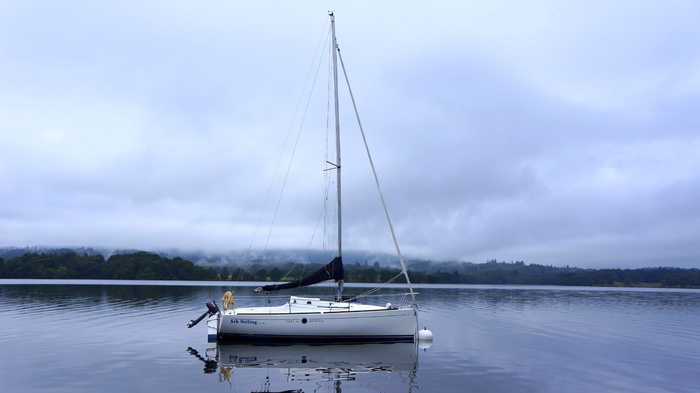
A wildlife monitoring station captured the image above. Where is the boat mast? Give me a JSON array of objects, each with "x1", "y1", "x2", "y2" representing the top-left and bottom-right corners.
[{"x1": 330, "y1": 12, "x2": 344, "y2": 301}]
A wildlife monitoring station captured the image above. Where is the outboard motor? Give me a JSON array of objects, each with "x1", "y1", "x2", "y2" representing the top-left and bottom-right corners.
[{"x1": 187, "y1": 301, "x2": 220, "y2": 328}]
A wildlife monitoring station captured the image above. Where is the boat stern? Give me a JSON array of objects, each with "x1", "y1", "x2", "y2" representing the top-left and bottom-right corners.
[{"x1": 206, "y1": 313, "x2": 220, "y2": 343}]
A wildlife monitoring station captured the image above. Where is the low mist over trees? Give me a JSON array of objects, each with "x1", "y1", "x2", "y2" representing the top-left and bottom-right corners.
[{"x1": 1, "y1": 251, "x2": 699, "y2": 288}]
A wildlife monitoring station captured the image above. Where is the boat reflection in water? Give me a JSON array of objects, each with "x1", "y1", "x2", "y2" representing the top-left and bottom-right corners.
[{"x1": 187, "y1": 341, "x2": 418, "y2": 392}]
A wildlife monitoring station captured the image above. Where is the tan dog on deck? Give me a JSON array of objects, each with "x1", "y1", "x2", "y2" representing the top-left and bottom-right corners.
[{"x1": 222, "y1": 291, "x2": 235, "y2": 311}]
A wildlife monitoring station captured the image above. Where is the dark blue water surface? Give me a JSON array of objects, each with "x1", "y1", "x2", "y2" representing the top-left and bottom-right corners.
[{"x1": 1, "y1": 280, "x2": 698, "y2": 392}]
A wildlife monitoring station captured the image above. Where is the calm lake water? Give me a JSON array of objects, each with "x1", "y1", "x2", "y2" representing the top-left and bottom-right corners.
[{"x1": 1, "y1": 280, "x2": 698, "y2": 392}]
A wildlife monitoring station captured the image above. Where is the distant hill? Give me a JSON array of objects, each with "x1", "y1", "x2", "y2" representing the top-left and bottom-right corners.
[{"x1": 1, "y1": 247, "x2": 699, "y2": 288}]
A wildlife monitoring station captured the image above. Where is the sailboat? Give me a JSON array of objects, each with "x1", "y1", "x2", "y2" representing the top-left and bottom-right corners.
[{"x1": 188, "y1": 13, "x2": 429, "y2": 344}]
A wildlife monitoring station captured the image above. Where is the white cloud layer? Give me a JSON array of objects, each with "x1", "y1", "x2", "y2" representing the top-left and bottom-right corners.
[{"x1": 2, "y1": 0, "x2": 700, "y2": 268}]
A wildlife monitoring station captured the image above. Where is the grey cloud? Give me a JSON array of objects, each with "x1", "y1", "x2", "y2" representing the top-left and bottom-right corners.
[{"x1": 2, "y1": 1, "x2": 699, "y2": 268}]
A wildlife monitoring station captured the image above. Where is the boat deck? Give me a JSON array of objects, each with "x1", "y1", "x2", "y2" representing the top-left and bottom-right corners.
[{"x1": 226, "y1": 296, "x2": 398, "y2": 315}]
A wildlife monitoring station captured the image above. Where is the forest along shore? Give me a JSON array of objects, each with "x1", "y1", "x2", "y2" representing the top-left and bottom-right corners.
[{"x1": 1, "y1": 251, "x2": 699, "y2": 288}]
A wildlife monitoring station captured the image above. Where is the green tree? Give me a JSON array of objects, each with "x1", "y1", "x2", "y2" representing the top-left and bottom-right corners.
[
  {"x1": 357, "y1": 268, "x2": 377, "y2": 282},
  {"x1": 231, "y1": 268, "x2": 253, "y2": 281},
  {"x1": 220, "y1": 266, "x2": 230, "y2": 280},
  {"x1": 270, "y1": 267, "x2": 282, "y2": 281}
]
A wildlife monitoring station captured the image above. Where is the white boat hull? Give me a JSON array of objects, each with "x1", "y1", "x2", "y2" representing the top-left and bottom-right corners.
[{"x1": 211, "y1": 296, "x2": 418, "y2": 342}]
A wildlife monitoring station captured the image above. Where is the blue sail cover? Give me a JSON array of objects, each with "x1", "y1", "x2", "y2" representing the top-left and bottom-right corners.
[{"x1": 256, "y1": 256, "x2": 344, "y2": 292}]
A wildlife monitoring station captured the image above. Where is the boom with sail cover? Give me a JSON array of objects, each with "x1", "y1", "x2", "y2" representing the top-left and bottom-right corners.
[{"x1": 254, "y1": 257, "x2": 344, "y2": 293}]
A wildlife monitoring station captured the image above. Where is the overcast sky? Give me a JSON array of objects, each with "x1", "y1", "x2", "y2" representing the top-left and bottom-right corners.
[{"x1": 2, "y1": 1, "x2": 699, "y2": 268}]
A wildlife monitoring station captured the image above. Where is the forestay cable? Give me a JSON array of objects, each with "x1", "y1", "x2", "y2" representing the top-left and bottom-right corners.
[{"x1": 336, "y1": 49, "x2": 417, "y2": 307}]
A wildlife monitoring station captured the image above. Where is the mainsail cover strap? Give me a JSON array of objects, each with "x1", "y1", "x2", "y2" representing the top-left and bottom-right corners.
[{"x1": 256, "y1": 256, "x2": 344, "y2": 292}]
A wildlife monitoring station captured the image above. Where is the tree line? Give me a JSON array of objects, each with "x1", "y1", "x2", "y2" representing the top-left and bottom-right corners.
[
  {"x1": 0, "y1": 251, "x2": 217, "y2": 281},
  {"x1": 1, "y1": 252, "x2": 699, "y2": 288},
  {"x1": 401, "y1": 259, "x2": 700, "y2": 288}
]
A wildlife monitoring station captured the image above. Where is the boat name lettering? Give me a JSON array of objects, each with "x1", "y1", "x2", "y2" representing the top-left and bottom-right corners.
[{"x1": 230, "y1": 318, "x2": 258, "y2": 325}]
